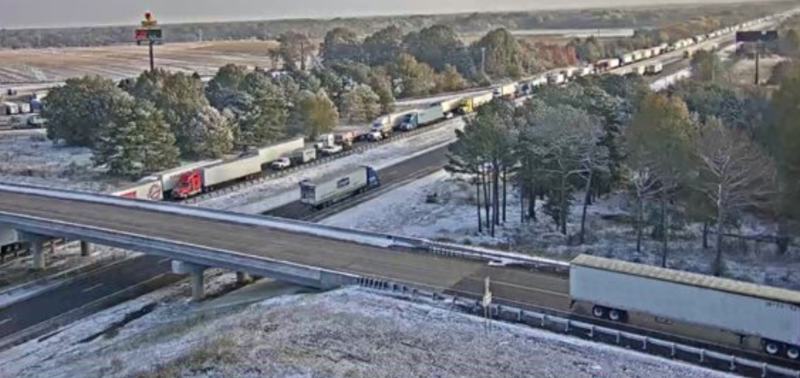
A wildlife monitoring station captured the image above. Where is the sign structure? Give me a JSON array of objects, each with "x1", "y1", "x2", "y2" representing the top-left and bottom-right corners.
[
  {"x1": 736, "y1": 30, "x2": 778, "y2": 43},
  {"x1": 135, "y1": 11, "x2": 164, "y2": 46}
]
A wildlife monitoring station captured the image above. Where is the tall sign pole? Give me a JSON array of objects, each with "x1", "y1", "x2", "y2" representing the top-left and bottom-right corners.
[
  {"x1": 736, "y1": 30, "x2": 778, "y2": 86},
  {"x1": 135, "y1": 11, "x2": 164, "y2": 72}
]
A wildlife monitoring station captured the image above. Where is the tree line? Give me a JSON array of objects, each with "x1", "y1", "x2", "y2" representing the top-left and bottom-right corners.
[
  {"x1": 1, "y1": 2, "x2": 788, "y2": 49},
  {"x1": 448, "y1": 69, "x2": 800, "y2": 276},
  {"x1": 42, "y1": 67, "x2": 349, "y2": 179}
]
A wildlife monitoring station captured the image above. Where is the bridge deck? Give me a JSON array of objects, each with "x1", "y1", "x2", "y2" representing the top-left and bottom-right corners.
[{"x1": 0, "y1": 190, "x2": 570, "y2": 310}]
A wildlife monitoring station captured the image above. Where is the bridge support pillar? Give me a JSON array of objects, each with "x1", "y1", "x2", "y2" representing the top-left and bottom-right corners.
[
  {"x1": 236, "y1": 272, "x2": 251, "y2": 284},
  {"x1": 18, "y1": 232, "x2": 49, "y2": 270},
  {"x1": 80, "y1": 241, "x2": 91, "y2": 257},
  {"x1": 31, "y1": 239, "x2": 45, "y2": 270},
  {"x1": 171, "y1": 260, "x2": 207, "y2": 301}
]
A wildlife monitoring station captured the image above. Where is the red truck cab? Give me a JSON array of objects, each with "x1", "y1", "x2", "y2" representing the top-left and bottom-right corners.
[{"x1": 172, "y1": 170, "x2": 203, "y2": 199}]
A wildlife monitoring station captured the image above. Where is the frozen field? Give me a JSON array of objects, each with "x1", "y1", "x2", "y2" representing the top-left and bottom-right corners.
[
  {"x1": 0, "y1": 276, "x2": 736, "y2": 378},
  {"x1": 323, "y1": 169, "x2": 800, "y2": 289},
  {"x1": 0, "y1": 40, "x2": 279, "y2": 84}
]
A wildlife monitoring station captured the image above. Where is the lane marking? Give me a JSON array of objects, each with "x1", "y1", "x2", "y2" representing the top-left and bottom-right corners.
[
  {"x1": 0, "y1": 318, "x2": 11, "y2": 326},
  {"x1": 82, "y1": 283, "x2": 104, "y2": 293},
  {"x1": 158, "y1": 258, "x2": 170, "y2": 265}
]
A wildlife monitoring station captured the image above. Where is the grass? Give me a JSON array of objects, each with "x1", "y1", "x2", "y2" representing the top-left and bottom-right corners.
[{"x1": 129, "y1": 336, "x2": 239, "y2": 378}]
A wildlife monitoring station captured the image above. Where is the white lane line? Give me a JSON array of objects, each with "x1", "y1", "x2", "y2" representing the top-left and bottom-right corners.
[
  {"x1": 0, "y1": 318, "x2": 12, "y2": 326},
  {"x1": 82, "y1": 283, "x2": 104, "y2": 293},
  {"x1": 158, "y1": 258, "x2": 171, "y2": 265}
]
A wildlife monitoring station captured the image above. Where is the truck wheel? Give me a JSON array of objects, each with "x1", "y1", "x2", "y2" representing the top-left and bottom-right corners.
[
  {"x1": 591, "y1": 306, "x2": 605, "y2": 318},
  {"x1": 608, "y1": 309, "x2": 623, "y2": 322},
  {"x1": 787, "y1": 347, "x2": 799, "y2": 360},
  {"x1": 765, "y1": 341, "x2": 781, "y2": 355}
]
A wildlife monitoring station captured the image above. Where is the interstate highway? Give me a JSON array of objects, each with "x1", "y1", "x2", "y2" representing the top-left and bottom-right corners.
[
  {"x1": 0, "y1": 143, "x2": 565, "y2": 342},
  {"x1": 0, "y1": 187, "x2": 572, "y2": 314}
]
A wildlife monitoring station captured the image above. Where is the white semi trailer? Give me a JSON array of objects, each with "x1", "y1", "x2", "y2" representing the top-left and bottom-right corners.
[
  {"x1": 299, "y1": 166, "x2": 380, "y2": 209},
  {"x1": 570, "y1": 254, "x2": 800, "y2": 359}
]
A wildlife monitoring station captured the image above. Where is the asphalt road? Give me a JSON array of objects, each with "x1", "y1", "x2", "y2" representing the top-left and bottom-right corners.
[
  {"x1": 0, "y1": 255, "x2": 175, "y2": 339},
  {"x1": 0, "y1": 143, "x2": 453, "y2": 342},
  {"x1": 0, "y1": 187, "x2": 572, "y2": 317}
]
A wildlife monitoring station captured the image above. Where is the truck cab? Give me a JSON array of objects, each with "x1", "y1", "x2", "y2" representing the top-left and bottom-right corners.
[
  {"x1": 315, "y1": 133, "x2": 335, "y2": 150},
  {"x1": 172, "y1": 170, "x2": 203, "y2": 199}
]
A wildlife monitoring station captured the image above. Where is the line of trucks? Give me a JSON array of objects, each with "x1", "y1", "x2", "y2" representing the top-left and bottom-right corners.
[{"x1": 101, "y1": 10, "x2": 796, "y2": 205}]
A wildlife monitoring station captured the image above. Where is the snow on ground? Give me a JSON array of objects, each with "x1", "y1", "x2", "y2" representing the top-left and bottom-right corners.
[
  {"x1": 323, "y1": 169, "x2": 800, "y2": 289},
  {"x1": 0, "y1": 132, "x2": 119, "y2": 192},
  {"x1": 202, "y1": 118, "x2": 464, "y2": 214},
  {"x1": 0, "y1": 282, "x2": 735, "y2": 378}
]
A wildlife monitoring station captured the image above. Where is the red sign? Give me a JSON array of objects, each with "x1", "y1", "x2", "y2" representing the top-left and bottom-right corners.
[{"x1": 148, "y1": 184, "x2": 161, "y2": 200}]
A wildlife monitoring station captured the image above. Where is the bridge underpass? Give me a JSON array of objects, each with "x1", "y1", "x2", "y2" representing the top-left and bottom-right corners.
[{"x1": 0, "y1": 186, "x2": 570, "y2": 308}]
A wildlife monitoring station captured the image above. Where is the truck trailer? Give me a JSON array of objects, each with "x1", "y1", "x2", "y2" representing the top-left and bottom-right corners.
[
  {"x1": 457, "y1": 92, "x2": 493, "y2": 114},
  {"x1": 399, "y1": 107, "x2": 445, "y2": 131},
  {"x1": 140, "y1": 159, "x2": 222, "y2": 198},
  {"x1": 172, "y1": 154, "x2": 263, "y2": 199},
  {"x1": 493, "y1": 83, "x2": 517, "y2": 98},
  {"x1": 112, "y1": 178, "x2": 164, "y2": 201},
  {"x1": 299, "y1": 166, "x2": 380, "y2": 209},
  {"x1": 256, "y1": 137, "x2": 305, "y2": 166},
  {"x1": 570, "y1": 254, "x2": 800, "y2": 359}
]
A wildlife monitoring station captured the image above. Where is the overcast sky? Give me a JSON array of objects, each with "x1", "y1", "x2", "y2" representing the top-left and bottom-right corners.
[{"x1": 0, "y1": 0, "x2": 780, "y2": 29}]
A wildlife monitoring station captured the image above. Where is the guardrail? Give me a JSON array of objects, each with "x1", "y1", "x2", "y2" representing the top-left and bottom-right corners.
[
  {"x1": 358, "y1": 278, "x2": 800, "y2": 378},
  {"x1": 0, "y1": 183, "x2": 573, "y2": 273}
]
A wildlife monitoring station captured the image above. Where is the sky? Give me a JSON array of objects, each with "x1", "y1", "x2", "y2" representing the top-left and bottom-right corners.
[{"x1": 0, "y1": 0, "x2": 781, "y2": 29}]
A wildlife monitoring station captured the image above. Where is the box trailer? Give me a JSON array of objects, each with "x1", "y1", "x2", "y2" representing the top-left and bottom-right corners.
[
  {"x1": 432, "y1": 97, "x2": 463, "y2": 115},
  {"x1": 493, "y1": 83, "x2": 517, "y2": 97},
  {"x1": 141, "y1": 159, "x2": 222, "y2": 195},
  {"x1": 292, "y1": 148, "x2": 317, "y2": 164},
  {"x1": 400, "y1": 107, "x2": 444, "y2": 131},
  {"x1": 0, "y1": 226, "x2": 20, "y2": 253},
  {"x1": 645, "y1": 63, "x2": 663, "y2": 75},
  {"x1": 3, "y1": 102, "x2": 19, "y2": 115},
  {"x1": 202, "y1": 154, "x2": 262, "y2": 188},
  {"x1": 256, "y1": 137, "x2": 305, "y2": 166},
  {"x1": 570, "y1": 255, "x2": 800, "y2": 357},
  {"x1": 299, "y1": 166, "x2": 380, "y2": 209},
  {"x1": 457, "y1": 92, "x2": 494, "y2": 114},
  {"x1": 112, "y1": 178, "x2": 164, "y2": 201}
]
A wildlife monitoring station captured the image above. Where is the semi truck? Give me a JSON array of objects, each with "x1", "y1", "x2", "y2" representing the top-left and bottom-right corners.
[
  {"x1": 372, "y1": 110, "x2": 415, "y2": 137},
  {"x1": 291, "y1": 148, "x2": 317, "y2": 165},
  {"x1": 645, "y1": 63, "x2": 663, "y2": 75},
  {"x1": 256, "y1": 137, "x2": 305, "y2": 166},
  {"x1": 172, "y1": 154, "x2": 263, "y2": 199},
  {"x1": 457, "y1": 92, "x2": 494, "y2": 114},
  {"x1": 140, "y1": 159, "x2": 222, "y2": 198},
  {"x1": 299, "y1": 166, "x2": 380, "y2": 209},
  {"x1": 493, "y1": 83, "x2": 517, "y2": 98},
  {"x1": 335, "y1": 132, "x2": 355, "y2": 150},
  {"x1": 570, "y1": 254, "x2": 800, "y2": 359},
  {"x1": 431, "y1": 98, "x2": 462, "y2": 117},
  {"x1": 399, "y1": 107, "x2": 445, "y2": 131},
  {"x1": 546, "y1": 72, "x2": 566, "y2": 85}
]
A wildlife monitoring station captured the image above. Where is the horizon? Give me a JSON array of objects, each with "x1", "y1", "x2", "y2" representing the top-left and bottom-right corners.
[{"x1": 0, "y1": 0, "x2": 787, "y2": 30}]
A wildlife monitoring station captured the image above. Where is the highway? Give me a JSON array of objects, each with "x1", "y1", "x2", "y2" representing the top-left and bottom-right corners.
[
  {"x1": 0, "y1": 145, "x2": 452, "y2": 342},
  {"x1": 0, "y1": 186, "x2": 572, "y2": 317},
  {"x1": 0, "y1": 34, "x2": 740, "y2": 344}
]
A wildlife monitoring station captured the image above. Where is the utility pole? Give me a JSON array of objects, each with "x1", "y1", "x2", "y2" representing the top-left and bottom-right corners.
[{"x1": 149, "y1": 40, "x2": 155, "y2": 72}]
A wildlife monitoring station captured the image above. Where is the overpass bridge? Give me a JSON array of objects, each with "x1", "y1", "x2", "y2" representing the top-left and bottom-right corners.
[{"x1": 0, "y1": 183, "x2": 568, "y2": 307}]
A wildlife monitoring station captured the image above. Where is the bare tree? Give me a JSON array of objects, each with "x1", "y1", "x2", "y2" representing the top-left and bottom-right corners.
[
  {"x1": 625, "y1": 167, "x2": 663, "y2": 253},
  {"x1": 693, "y1": 118, "x2": 777, "y2": 276},
  {"x1": 524, "y1": 103, "x2": 606, "y2": 237}
]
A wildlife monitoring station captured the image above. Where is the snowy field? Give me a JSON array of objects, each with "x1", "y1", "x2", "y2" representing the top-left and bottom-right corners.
[
  {"x1": 323, "y1": 170, "x2": 800, "y2": 289},
  {"x1": 0, "y1": 274, "x2": 736, "y2": 378}
]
